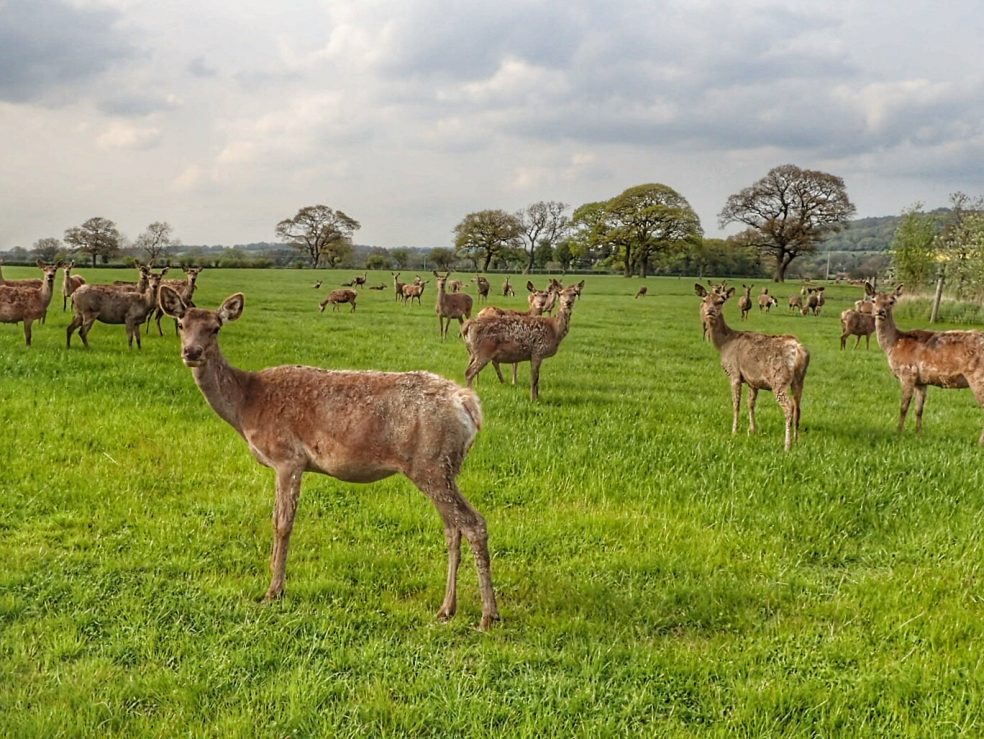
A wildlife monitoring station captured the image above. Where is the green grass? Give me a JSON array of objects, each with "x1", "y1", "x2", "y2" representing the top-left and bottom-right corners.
[{"x1": 2, "y1": 269, "x2": 984, "y2": 736}]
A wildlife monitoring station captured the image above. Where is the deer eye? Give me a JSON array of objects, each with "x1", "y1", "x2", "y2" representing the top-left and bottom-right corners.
[{"x1": 176, "y1": 320, "x2": 184, "y2": 330}]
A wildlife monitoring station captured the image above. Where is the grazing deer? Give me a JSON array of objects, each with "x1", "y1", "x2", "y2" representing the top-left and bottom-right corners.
[
  {"x1": 67, "y1": 265, "x2": 163, "y2": 349},
  {"x1": 353, "y1": 273, "x2": 368, "y2": 289},
  {"x1": 158, "y1": 286, "x2": 499, "y2": 629},
  {"x1": 474, "y1": 275, "x2": 490, "y2": 303},
  {"x1": 695, "y1": 283, "x2": 809, "y2": 451},
  {"x1": 737, "y1": 284, "x2": 753, "y2": 320},
  {"x1": 502, "y1": 277, "x2": 515, "y2": 297},
  {"x1": 151, "y1": 266, "x2": 203, "y2": 335},
  {"x1": 320, "y1": 288, "x2": 358, "y2": 312},
  {"x1": 312, "y1": 280, "x2": 323, "y2": 289},
  {"x1": 463, "y1": 282, "x2": 583, "y2": 400},
  {"x1": 634, "y1": 286, "x2": 648, "y2": 299},
  {"x1": 0, "y1": 260, "x2": 61, "y2": 345},
  {"x1": 801, "y1": 286, "x2": 825, "y2": 316},
  {"x1": 392, "y1": 272, "x2": 406, "y2": 302},
  {"x1": 839, "y1": 308, "x2": 875, "y2": 350},
  {"x1": 402, "y1": 280, "x2": 427, "y2": 306},
  {"x1": 867, "y1": 282, "x2": 984, "y2": 443},
  {"x1": 434, "y1": 271, "x2": 473, "y2": 339},
  {"x1": 62, "y1": 262, "x2": 86, "y2": 311}
]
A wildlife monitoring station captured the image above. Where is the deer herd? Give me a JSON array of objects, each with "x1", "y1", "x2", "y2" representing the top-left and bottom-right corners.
[{"x1": 4, "y1": 259, "x2": 984, "y2": 630}]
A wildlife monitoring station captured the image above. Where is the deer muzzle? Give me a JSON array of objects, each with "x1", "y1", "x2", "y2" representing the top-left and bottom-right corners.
[{"x1": 182, "y1": 346, "x2": 204, "y2": 366}]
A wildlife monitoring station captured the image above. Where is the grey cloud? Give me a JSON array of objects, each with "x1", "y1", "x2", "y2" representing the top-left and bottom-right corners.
[
  {"x1": 0, "y1": 0, "x2": 137, "y2": 104},
  {"x1": 98, "y1": 93, "x2": 178, "y2": 117},
  {"x1": 188, "y1": 56, "x2": 218, "y2": 78}
]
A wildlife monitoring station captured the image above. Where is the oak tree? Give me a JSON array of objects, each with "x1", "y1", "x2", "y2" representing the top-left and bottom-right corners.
[
  {"x1": 453, "y1": 209, "x2": 523, "y2": 272},
  {"x1": 64, "y1": 217, "x2": 122, "y2": 267},
  {"x1": 276, "y1": 205, "x2": 360, "y2": 268}
]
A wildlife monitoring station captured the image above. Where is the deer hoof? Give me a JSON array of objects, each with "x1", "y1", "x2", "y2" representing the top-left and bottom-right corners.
[
  {"x1": 478, "y1": 613, "x2": 501, "y2": 631},
  {"x1": 436, "y1": 606, "x2": 456, "y2": 622}
]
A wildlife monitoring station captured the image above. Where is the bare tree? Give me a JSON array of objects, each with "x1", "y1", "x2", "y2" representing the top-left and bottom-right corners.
[
  {"x1": 31, "y1": 237, "x2": 62, "y2": 262},
  {"x1": 276, "y1": 205, "x2": 360, "y2": 268},
  {"x1": 719, "y1": 164, "x2": 855, "y2": 282},
  {"x1": 517, "y1": 201, "x2": 568, "y2": 274},
  {"x1": 134, "y1": 221, "x2": 179, "y2": 266}
]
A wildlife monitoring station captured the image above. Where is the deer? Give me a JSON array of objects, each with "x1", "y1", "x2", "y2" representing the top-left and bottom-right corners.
[
  {"x1": 0, "y1": 260, "x2": 44, "y2": 288},
  {"x1": 67, "y1": 265, "x2": 163, "y2": 349},
  {"x1": 839, "y1": 308, "x2": 876, "y2": 350},
  {"x1": 369, "y1": 283, "x2": 386, "y2": 290},
  {"x1": 392, "y1": 272, "x2": 406, "y2": 302},
  {"x1": 473, "y1": 275, "x2": 490, "y2": 303},
  {"x1": 801, "y1": 286, "x2": 825, "y2": 316},
  {"x1": 502, "y1": 277, "x2": 515, "y2": 297},
  {"x1": 695, "y1": 283, "x2": 810, "y2": 451},
  {"x1": 463, "y1": 282, "x2": 583, "y2": 400},
  {"x1": 634, "y1": 286, "x2": 648, "y2": 299},
  {"x1": 312, "y1": 280, "x2": 323, "y2": 289},
  {"x1": 61, "y1": 262, "x2": 86, "y2": 311},
  {"x1": 737, "y1": 284, "x2": 753, "y2": 320},
  {"x1": 402, "y1": 280, "x2": 427, "y2": 306},
  {"x1": 319, "y1": 288, "x2": 358, "y2": 312},
  {"x1": 866, "y1": 282, "x2": 984, "y2": 444},
  {"x1": 158, "y1": 286, "x2": 499, "y2": 629},
  {"x1": 353, "y1": 273, "x2": 368, "y2": 289},
  {"x1": 150, "y1": 266, "x2": 203, "y2": 335},
  {"x1": 526, "y1": 279, "x2": 562, "y2": 315},
  {"x1": 788, "y1": 294, "x2": 803, "y2": 313},
  {"x1": 434, "y1": 272, "x2": 473, "y2": 339},
  {"x1": 470, "y1": 289, "x2": 554, "y2": 385},
  {"x1": 757, "y1": 288, "x2": 777, "y2": 312},
  {"x1": 0, "y1": 260, "x2": 62, "y2": 345}
]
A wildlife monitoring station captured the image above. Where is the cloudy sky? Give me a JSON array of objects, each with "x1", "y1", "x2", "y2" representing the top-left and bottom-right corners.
[{"x1": 2, "y1": 0, "x2": 983, "y2": 250}]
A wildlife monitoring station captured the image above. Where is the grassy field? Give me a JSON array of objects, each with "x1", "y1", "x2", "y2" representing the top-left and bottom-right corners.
[{"x1": 2, "y1": 267, "x2": 983, "y2": 736}]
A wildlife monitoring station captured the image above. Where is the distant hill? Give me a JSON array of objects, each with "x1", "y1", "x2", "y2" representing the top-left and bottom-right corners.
[{"x1": 819, "y1": 215, "x2": 900, "y2": 253}]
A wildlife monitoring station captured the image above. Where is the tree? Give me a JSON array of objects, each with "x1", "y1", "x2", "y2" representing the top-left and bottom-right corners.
[
  {"x1": 134, "y1": 221, "x2": 179, "y2": 266},
  {"x1": 517, "y1": 201, "x2": 568, "y2": 274},
  {"x1": 429, "y1": 247, "x2": 457, "y2": 271},
  {"x1": 64, "y1": 217, "x2": 122, "y2": 267},
  {"x1": 719, "y1": 164, "x2": 856, "y2": 282},
  {"x1": 936, "y1": 193, "x2": 984, "y2": 299},
  {"x1": 890, "y1": 204, "x2": 938, "y2": 289},
  {"x1": 390, "y1": 248, "x2": 411, "y2": 269},
  {"x1": 453, "y1": 209, "x2": 523, "y2": 272},
  {"x1": 574, "y1": 184, "x2": 703, "y2": 277},
  {"x1": 553, "y1": 239, "x2": 575, "y2": 272},
  {"x1": 365, "y1": 250, "x2": 392, "y2": 270},
  {"x1": 275, "y1": 205, "x2": 360, "y2": 268},
  {"x1": 31, "y1": 237, "x2": 62, "y2": 261}
]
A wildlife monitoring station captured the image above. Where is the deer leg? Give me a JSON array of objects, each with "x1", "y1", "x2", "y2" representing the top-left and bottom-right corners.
[
  {"x1": 79, "y1": 317, "x2": 95, "y2": 348},
  {"x1": 465, "y1": 356, "x2": 490, "y2": 388},
  {"x1": 66, "y1": 316, "x2": 81, "y2": 348},
  {"x1": 775, "y1": 390, "x2": 794, "y2": 451},
  {"x1": 730, "y1": 378, "x2": 742, "y2": 434},
  {"x1": 898, "y1": 381, "x2": 914, "y2": 434},
  {"x1": 747, "y1": 387, "x2": 759, "y2": 435},
  {"x1": 411, "y1": 471, "x2": 499, "y2": 630},
  {"x1": 529, "y1": 357, "x2": 542, "y2": 401},
  {"x1": 264, "y1": 464, "x2": 303, "y2": 602},
  {"x1": 23, "y1": 320, "x2": 33, "y2": 347},
  {"x1": 914, "y1": 385, "x2": 927, "y2": 434},
  {"x1": 156, "y1": 308, "x2": 165, "y2": 336},
  {"x1": 491, "y1": 360, "x2": 505, "y2": 384},
  {"x1": 511, "y1": 363, "x2": 518, "y2": 385}
]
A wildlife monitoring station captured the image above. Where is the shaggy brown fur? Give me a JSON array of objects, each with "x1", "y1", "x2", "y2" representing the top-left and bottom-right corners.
[
  {"x1": 0, "y1": 260, "x2": 61, "y2": 345},
  {"x1": 320, "y1": 288, "x2": 357, "y2": 312},
  {"x1": 66, "y1": 266, "x2": 162, "y2": 349},
  {"x1": 867, "y1": 283, "x2": 984, "y2": 443},
  {"x1": 159, "y1": 286, "x2": 499, "y2": 629},
  {"x1": 696, "y1": 283, "x2": 810, "y2": 451},
  {"x1": 839, "y1": 308, "x2": 876, "y2": 350},
  {"x1": 61, "y1": 262, "x2": 86, "y2": 311}
]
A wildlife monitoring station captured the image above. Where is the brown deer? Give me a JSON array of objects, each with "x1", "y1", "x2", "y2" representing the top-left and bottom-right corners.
[
  {"x1": 737, "y1": 284, "x2": 752, "y2": 320},
  {"x1": 463, "y1": 282, "x2": 583, "y2": 400},
  {"x1": 839, "y1": 308, "x2": 875, "y2": 350},
  {"x1": 634, "y1": 286, "x2": 648, "y2": 299},
  {"x1": 353, "y1": 273, "x2": 368, "y2": 289},
  {"x1": 0, "y1": 260, "x2": 44, "y2": 288},
  {"x1": 801, "y1": 286, "x2": 825, "y2": 316},
  {"x1": 392, "y1": 272, "x2": 406, "y2": 301},
  {"x1": 470, "y1": 290, "x2": 553, "y2": 384},
  {"x1": 474, "y1": 275, "x2": 490, "y2": 303},
  {"x1": 695, "y1": 283, "x2": 810, "y2": 451},
  {"x1": 757, "y1": 288, "x2": 777, "y2": 312},
  {"x1": 369, "y1": 283, "x2": 386, "y2": 290},
  {"x1": 434, "y1": 271, "x2": 473, "y2": 339},
  {"x1": 788, "y1": 294, "x2": 803, "y2": 313},
  {"x1": 151, "y1": 266, "x2": 203, "y2": 335},
  {"x1": 319, "y1": 288, "x2": 357, "y2": 312},
  {"x1": 0, "y1": 260, "x2": 61, "y2": 345},
  {"x1": 158, "y1": 286, "x2": 499, "y2": 629},
  {"x1": 502, "y1": 277, "x2": 515, "y2": 297},
  {"x1": 866, "y1": 283, "x2": 984, "y2": 443},
  {"x1": 402, "y1": 280, "x2": 427, "y2": 306},
  {"x1": 61, "y1": 262, "x2": 86, "y2": 311},
  {"x1": 67, "y1": 265, "x2": 163, "y2": 349}
]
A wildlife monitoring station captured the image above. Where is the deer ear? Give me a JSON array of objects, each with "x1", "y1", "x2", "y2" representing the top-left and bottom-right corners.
[
  {"x1": 694, "y1": 283, "x2": 708, "y2": 297},
  {"x1": 159, "y1": 285, "x2": 187, "y2": 318},
  {"x1": 894, "y1": 284, "x2": 904, "y2": 296},
  {"x1": 218, "y1": 293, "x2": 245, "y2": 323},
  {"x1": 725, "y1": 287, "x2": 736, "y2": 298}
]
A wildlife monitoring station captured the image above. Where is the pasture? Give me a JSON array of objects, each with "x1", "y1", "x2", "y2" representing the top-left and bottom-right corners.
[{"x1": 2, "y1": 268, "x2": 983, "y2": 736}]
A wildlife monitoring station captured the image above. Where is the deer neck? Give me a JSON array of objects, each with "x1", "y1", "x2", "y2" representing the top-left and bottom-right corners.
[
  {"x1": 706, "y1": 311, "x2": 737, "y2": 350},
  {"x1": 874, "y1": 309, "x2": 900, "y2": 351},
  {"x1": 190, "y1": 349, "x2": 250, "y2": 431}
]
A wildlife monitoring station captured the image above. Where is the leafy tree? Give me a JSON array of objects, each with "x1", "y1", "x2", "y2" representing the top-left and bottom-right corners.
[
  {"x1": 453, "y1": 209, "x2": 523, "y2": 272},
  {"x1": 429, "y1": 247, "x2": 457, "y2": 271},
  {"x1": 719, "y1": 164, "x2": 856, "y2": 282},
  {"x1": 890, "y1": 204, "x2": 938, "y2": 289},
  {"x1": 553, "y1": 239, "x2": 575, "y2": 272},
  {"x1": 64, "y1": 217, "x2": 122, "y2": 267},
  {"x1": 574, "y1": 184, "x2": 703, "y2": 277},
  {"x1": 275, "y1": 205, "x2": 360, "y2": 268},
  {"x1": 936, "y1": 193, "x2": 984, "y2": 299},
  {"x1": 134, "y1": 221, "x2": 179, "y2": 266},
  {"x1": 365, "y1": 251, "x2": 391, "y2": 270},
  {"x1": 31, "y1": 237, "x2": 62, "y2": 261},
  {"x1": 517, "y1": 201, "x2": 569, "y2": 274},
  {"x1": 390, "y1": 248, "x2": 411, "y2": 269}
]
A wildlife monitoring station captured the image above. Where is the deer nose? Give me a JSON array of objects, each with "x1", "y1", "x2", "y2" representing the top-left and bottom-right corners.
[{"x1": 183, "y1": 346, "x2": 203, "y2": 362}]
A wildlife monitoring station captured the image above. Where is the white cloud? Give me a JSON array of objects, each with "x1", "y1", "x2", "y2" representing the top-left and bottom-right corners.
[{"x1": 96, "y1": 121, "x2": 162, "y2": 150}]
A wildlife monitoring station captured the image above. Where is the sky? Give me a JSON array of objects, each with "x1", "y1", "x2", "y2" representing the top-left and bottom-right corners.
[{"x1": 2, "y1": 0, "x2": 983, "y2": 250}]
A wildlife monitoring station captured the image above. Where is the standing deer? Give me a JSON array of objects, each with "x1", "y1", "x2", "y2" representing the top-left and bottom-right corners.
[
  {"x1": 353, "y1": 273, "x2": 368, "y2": 289},
  {"x1": 463, "y1": 282, "x2": 583, "y2": 400},
  {"x1": 402, "y1": 280, "x2": 427, "y2": 306},
  {"x1": 67, "y1": 265, "x2": 163, "y2": 349},
  {"x1": 695, "y1": 283, "x2": 809, "y2": 451},
  {"x1": 151, "y1": 266, "x2": 203, "y2": 335},
  {"x1": 867, "y1": 282, "x2": 984, "y2": 443},
  {"x1": 434, "y1": 271, "x2": 473, "y2": 339},
  {"x1": 158, "y1": 286, "x2": 499, "y2": 629},
  {"x1": 502, "y1": 277, "x2": 515, "y2": 297},
  {"x1": 757, "y1": 288, "x2": 777, "y2": 312},
  {"x1": 470, "y1": 288, "x2": 554, "y2": 385},
  {"x1": 62, "y1": 262, "x2": 86, "y2": 311},
  {"x1": 0, "y1": 260, "x2": 61, "y2": 345},
  {"x1": 392, "y1": 272, "x2": 406, "y2": 302},
  {"x1": 839, "y1": 308, "x2": 875, "y2": 350},
  {"x1": 737, "y1": 284, "x2": 753, "y2": 320},
  {"x1": 788, "y1": 294, "x2": 803, "y2": 313},
  {"x1": 320, "y1": 288, "x2": 358, "y2": 312},
  {"x1": 474, "y1": 275, "x2": 490, "y2": 303}
]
